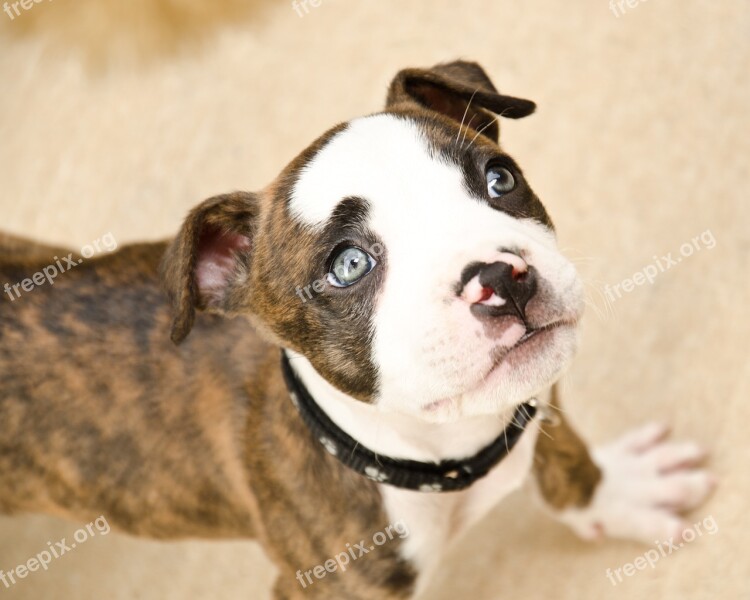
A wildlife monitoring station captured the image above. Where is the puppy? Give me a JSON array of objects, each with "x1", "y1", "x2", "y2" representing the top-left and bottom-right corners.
[{"x1": 0, "y1": 61, "x2": 714, "y2": 599}]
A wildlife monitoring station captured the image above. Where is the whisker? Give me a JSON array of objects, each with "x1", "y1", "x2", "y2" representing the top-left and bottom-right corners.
[
  {"x1": 466, "y1": 106, "x2": 520, "y2": 151},
  {"x1": 567, "y1": 257, "x2": 597, "y2": 264},
  {"x1": 466, "y1": 115, "x2": 499, "y2": 150},
  {"x1": 581, "y1": 279, "x2": 616, "y2": 321},
  {"x1": 546, "y1": 402, "x2": 570, "y2": 415},
  {"x1": 535, "y1": 419, "x2": 555, "y2": 441},
  {"x1": 459, "y1": 113, "x2": 478, "y2": 149},
  {"x1": 455, "y1": 89, "x2": 479, "y2": 145}
]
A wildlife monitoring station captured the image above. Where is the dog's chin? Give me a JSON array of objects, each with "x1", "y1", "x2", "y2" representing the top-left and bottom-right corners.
[{"x1": 419, "y1": 323, "x2": 579, "y2": 423}]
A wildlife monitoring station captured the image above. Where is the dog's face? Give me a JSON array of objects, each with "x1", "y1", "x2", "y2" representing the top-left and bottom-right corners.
[{"x1": 163, "y1": 61, "x2": 584, "y2": 423}]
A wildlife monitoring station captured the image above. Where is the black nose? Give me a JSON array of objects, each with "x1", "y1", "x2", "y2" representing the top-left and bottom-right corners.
[{"x1": 472, "y1": 261, "x2": 537, "y2": 321}]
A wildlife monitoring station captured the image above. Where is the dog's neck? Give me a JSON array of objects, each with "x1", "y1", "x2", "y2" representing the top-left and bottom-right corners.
[{"x1": 286, "y1": 350, "x2": 528, "y2": 463}]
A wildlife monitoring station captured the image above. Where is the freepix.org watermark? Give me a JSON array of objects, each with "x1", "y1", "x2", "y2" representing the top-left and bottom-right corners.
[
  {"x1": 291, "y1": 0, "x2": 324, "y2": 18},
  {"x1": 605, "y1": 515, "x2": 718, "y2": 586},
  {"x1": 3, "y1": 0, "x2": 53, "y2": 21},
  {"x1": 603, "y1": 229, "x2": 716, "y2": 304},
  {"x1": 609, "y1": 0, "x2": 651, "y2": 18},
  {"x1": 0, "y1": 515, "x2": 111, "y2": 589},
  {"x1": 295, "y1": 520, "x2": 409, "y2": 589},
  {"x1": 3, "y1": 232, "x2": 117, "y2": 302}
]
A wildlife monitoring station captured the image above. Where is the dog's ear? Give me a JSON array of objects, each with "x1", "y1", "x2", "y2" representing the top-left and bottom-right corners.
[
  {"x1": 160, "y1": 191, "x2": 260, "y2": 345},
  {"x1": 386, "y1": 60, "x2": 535, "y2": 143}
]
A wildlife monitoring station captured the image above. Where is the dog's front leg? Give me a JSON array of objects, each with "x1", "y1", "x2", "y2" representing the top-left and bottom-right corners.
[{"x1": 533, "y1": 385, "x2": 716, "y2": 543}]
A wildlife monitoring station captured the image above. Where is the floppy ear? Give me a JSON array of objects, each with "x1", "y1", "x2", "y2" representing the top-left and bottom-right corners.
[
  {"x1": 160, "y1": 191, "x2": 260, "y2": 344},
  {"x1": 386, "y1": 60, "x2": 535, "y2": 143}
]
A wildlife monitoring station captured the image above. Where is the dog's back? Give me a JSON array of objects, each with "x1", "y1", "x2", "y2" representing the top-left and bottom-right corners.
[{"x1": 0, "y1": 234, "x2": 268, "y2": 537}]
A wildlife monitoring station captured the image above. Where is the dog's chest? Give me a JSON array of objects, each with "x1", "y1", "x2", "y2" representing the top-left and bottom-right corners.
[{"x1": 379, "y1": 427, "x2": 539, "y2": 584}]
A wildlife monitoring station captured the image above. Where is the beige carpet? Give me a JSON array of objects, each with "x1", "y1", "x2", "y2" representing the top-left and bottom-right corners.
[{"x1": 0, "y1": 0, "x2": 748, "y2": 598}]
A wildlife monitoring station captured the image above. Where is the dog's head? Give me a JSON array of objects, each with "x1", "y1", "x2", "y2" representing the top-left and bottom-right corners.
[{"x1": 162, "y1": 61, "x2": 584, "y2": 423}]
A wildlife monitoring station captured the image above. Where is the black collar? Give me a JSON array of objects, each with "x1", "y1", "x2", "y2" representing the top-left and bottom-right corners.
[{"x1": 281, "y1": 351, "x2": 538, "y2": 493}]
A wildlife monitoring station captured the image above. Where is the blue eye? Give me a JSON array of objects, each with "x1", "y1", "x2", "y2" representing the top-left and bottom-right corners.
[
  {"x1": 327, "y1": 247, "x2": 376, "y2": 287},
  {"x1": 486, "y1": 166, "x2": 515, "y2": 197}
]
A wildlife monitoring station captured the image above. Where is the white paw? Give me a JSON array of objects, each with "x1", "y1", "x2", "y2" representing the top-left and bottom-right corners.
[{"x1": 556, "y1": 422, "x2": 717, "y2": 544}]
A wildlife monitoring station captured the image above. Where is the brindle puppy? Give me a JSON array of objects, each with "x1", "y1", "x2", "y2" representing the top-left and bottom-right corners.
[{"x1": 0, "y1": 62, "x2": 713, "y2": 599}]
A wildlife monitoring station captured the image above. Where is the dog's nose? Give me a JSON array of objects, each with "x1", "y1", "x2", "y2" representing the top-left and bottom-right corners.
[{"x1": 460, "y1": 252, "x2": 537, "y2": 321}]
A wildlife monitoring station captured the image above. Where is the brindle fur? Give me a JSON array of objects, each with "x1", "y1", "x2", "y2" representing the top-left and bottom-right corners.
[
  {"x1": 0, "y1": 62, "x2": 602, "y2": 599},
  {"x1": 0, "y1": 235, "x2": 415, "y2": 599},
  {"x1": 533, "y1": 385, "x2": 602, "y2": 509}
]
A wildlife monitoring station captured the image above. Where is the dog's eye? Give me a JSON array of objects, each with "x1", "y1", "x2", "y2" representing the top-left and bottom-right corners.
[
  {"x1": 486, "y1": 166, "x2": 515, "y2": 198},
  {"x1": 327, "y1": 247, "x2": 376, "y2": 288}
]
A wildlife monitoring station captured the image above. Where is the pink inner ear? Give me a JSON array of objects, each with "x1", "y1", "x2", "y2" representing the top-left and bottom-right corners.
[{"x1": 194, "y1": 227, "x2": 251, "y2": 302}]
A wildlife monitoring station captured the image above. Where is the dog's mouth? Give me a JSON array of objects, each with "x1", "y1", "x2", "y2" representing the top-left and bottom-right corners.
[
  {"x1": 507, "y1": 320, "x2": 564, "y2": 351},
  {"x1": 489, "y1": 319, "x2": 575, "y2": 367},
  {"x1": 422, "y1": 319, "x2": 577, "y2": 414},
  {"x1": 515, "y1": 326, "x2": 545, "y2": 345}
]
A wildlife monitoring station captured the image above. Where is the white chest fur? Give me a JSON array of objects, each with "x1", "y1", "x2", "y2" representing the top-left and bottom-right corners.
[
  {"x1": 379, "y1": 427, "x2": 539, "y2": 592},
  {"x1": 287, "y1": 352, "x2": 543, "y2": 586}
]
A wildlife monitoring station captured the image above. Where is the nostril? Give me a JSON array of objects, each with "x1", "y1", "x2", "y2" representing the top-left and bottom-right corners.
[
  {"x1": 457, "y1": 255, "x2": 535, "y2": 314},
  {"x1": 477, "y1": 286, "x2": 494, "y2": 303},
  {"x1": 497, "y1": 251, "x2": 528, "y2": 277},
  {"x1": 464, "y1": 260, "x2": 537, "y2": 321}
]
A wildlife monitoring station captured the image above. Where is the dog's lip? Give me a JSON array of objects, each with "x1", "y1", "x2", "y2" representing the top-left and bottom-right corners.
[
  {"x1": 422, "y1": 318, "x2": 578, "y2": 412},
  {"x1": 515, "y1": 320, "x2": 564, "y2": 345},
  {"x1": 516, "y1": 327, "x2": 542, "y2": 345},
  {"x1": 486, "y1": 318, "x2": 577, "y2": 372}
]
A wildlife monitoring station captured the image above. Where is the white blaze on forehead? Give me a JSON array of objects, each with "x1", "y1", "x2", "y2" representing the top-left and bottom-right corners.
[
  {"x1": 288, "y1": 113, "x2": 556, "y2": 293},
  {"x1": 289, "y1": 114, "x2": 457, "y2": 226},
  {"x1": 289, "y1": 113, "x2": 577, "y2": 417}
]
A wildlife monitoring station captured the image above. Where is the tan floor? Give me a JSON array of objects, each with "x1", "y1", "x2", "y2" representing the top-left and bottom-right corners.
[{"x1": 0, "y1": 0, "x2": 748, "y2": 598}]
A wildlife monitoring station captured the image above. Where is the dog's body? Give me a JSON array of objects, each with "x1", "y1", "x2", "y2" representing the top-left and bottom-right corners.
[{"x1": 0, "y1": 62, "x2": 714, "y2": 599}]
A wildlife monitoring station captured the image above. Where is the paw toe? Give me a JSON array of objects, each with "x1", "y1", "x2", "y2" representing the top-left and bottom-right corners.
[
  {"x1": 616, "y1": 422, "x2": 671, "y2": 453},
  {"x1": 611, "y1": 506, "x2": 688, "y2": 544},
  {"x1": 649, "y1": 471, "x2": 717, "y2": 510},
  {"x1": 647, "y1": 441, "x2": 708, "y2": 473}
]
